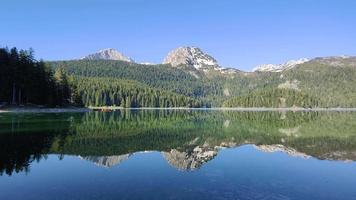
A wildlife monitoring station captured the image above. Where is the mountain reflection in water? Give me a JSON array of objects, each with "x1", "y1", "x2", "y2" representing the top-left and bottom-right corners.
[{"x1": 1, "y1": 110, "x2": 356, "y2": 175}]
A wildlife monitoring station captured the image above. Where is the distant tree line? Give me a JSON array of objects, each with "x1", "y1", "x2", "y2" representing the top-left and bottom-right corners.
[{"x1": 73, "y1": 77, "x2": 209, "y2": 108}]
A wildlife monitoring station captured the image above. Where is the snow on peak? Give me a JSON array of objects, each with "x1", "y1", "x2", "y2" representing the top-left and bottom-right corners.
[
  {"x1": 253, "y1": 58, "x2": 309, "y2": 72},
  {"x1": 163, "y1": 46, "x2": 219, "y2": 70},
  {"x1": 140, "y1": 62, "x2": 155, "y2": 65}
]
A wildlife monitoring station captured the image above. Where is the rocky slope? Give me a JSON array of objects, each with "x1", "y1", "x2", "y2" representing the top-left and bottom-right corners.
[
  {"x1": 163, "y1": 47, "x2": 218, "y2": 69},
  {"x1": 82, "y1": 48, "x2": 134, "y2": 62},
  {"x1": 253, "y1": 58, "x2": 310, "y2": 72},
  {"x1": 162, "y1": 146, "x2": 218, "y2": 170},
  {"x1": 79, "y1": 154, "x2": 131, "y2": 168},
  {"x1": 163, "y1": 46, "x2": 239, "y2": 73}
]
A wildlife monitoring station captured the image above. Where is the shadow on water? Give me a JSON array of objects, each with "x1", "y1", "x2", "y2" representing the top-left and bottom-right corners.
[{"x1": 1, "y1": 110, "x2": 356, "y2": 175}]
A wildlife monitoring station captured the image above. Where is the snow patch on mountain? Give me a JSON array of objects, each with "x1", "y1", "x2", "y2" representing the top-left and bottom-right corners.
[
  {"x1": 254, "y1": 144, "x2": 311, "y2": 159},
  {"x1": 163, "y1": 46, "x2": 240, "y2": 74},
  {"x1": 253, "y1": 58, "x2": 310, "y2": 72},
  {"x1": 163, "y1": 47, "x2": 218, "y2": 69}
]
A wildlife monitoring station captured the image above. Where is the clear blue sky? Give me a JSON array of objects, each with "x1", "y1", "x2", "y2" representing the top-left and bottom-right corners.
[{"x1": 1, "y1": 0, "x2": 356, "y2": 71}]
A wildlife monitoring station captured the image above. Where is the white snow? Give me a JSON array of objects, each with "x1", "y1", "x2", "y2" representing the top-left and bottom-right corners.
[{"x1": 253, "y1": 58, "x2": 309, "y2": 72}]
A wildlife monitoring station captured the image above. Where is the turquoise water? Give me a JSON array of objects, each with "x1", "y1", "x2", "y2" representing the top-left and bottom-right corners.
[{"x1": 1, "y1": 110, "x2": 356, "y2": 200}]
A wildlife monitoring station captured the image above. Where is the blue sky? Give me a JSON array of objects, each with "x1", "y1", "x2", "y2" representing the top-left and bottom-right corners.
[{"x1": 1, "y1": 0, "x2": 356, "y2": 70}]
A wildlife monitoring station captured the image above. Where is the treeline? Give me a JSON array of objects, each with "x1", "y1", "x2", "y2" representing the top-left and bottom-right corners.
[
  {"x1": 223, "y1": 88, "x2": 320, "y2": 108},
  {"x1": 49, "y1": 60, "x2": 225, "y2": 98},
  {"x1": 0, "y1": 47, "x2": 71, "y2": 106},
  {"x1": 73, "y1": 77, "x2": 209, "y2": 108}
]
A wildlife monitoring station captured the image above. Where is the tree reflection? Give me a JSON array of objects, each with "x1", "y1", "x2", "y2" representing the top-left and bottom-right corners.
[{"x1": 1, "y1": 110, "x2": 356, "y2": 175}]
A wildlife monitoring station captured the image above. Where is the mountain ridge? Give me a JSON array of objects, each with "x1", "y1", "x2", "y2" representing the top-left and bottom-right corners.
[
  {"x1": 253, "y1": 58, "x2": 310, "y2": 72},
  {"x1": 82, "y1": 48, "x2": 134, "y2": 62},
  {"x1": 79, "y1": 47, "x2": 355, "y2": 73}
]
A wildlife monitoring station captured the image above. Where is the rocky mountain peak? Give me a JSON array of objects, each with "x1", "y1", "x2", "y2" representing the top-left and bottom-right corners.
[
  {"x1": 79, "y1": 154, "x2": 131, "y2": 168},
  {"x1": 253, "y1": 58, "x2": 310, "y2": 72},
  {"x1": 163, "y1": 46, "x2": 220, "y2": 71},
  {"x1": 82, "y1": 48, "x2": 134, "y2": 62},
  {"x1": 162, "y1": 146, "x2": 218, "y2": 170}
]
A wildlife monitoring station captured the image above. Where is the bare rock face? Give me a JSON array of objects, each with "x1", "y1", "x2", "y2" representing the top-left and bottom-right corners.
[
  {"x1": 163, "y1": 47, "x2": 220, "y2": 71},
  {"x1": 162, "y1": 146, "x2": 218, "y2": 170},
  {"x1": 80, "y1": 154, "x2": 131, "y2": 168},
  {"x1": 82, "y1": 48, "x2": 134, "y2": 62}
]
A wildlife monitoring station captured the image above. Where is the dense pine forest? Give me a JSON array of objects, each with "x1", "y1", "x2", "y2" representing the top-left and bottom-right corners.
[
  {"x1": 49, "y1": 60, "x2": 223, "y2": 98},
  {"x1": 0, "y1": 47, "x2": 71, "y2": 106},
  {"x1": 50, "y1": 58, "x2": 356, "y2": 108},
  {"x1": 0, "y1": 47, "x2": 206, "y2": 108},
  {"x1": 1, "y1": 47, "x2": 356, "y2": 108},
  {"x1": 223, "y1": 88, "x2": 320, "y2": 108},
  {"x1": 73, "y1": 77, "x2": 207, "y2": 107}
]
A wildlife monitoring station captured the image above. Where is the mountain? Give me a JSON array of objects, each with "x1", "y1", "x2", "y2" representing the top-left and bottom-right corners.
[
  {"x1": 312, "y1": 55, "x2": 356, "y2": 66},
  {"x1": 253, "y1": 58, "x2": 310, "y2": 72},
  {"x1": 253, "y1": 144, "x2": 310, "y2": 159},
  {"x1": 3, "y1": 45, "x2": 356, "y2": 109},
  {"x1": 225, "y1": 56, "x2": 356, "y2": 108},
  {"x1": 163, "y1": 46, "x2": 239, "y2": 74},
  {"x1": 79, "y1": 154, "x2": 131, "y2": 168},
  {"x1": 163, "y1": 47, "x2": 218, "y2": 70},
  {"x1": 162, "y1": 145, "x2": 218, "y2": 170},
  {"x1": 48, "y1": 49, "x2": 356, "y2": 108},
  {"x1": 82, "y1": 48, "x2": 134, "y2": 62}
]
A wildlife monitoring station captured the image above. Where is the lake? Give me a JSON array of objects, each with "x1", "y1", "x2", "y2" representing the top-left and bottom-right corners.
[{"x1": 1, "y1": 110, "x2": 356, "y2": 200}]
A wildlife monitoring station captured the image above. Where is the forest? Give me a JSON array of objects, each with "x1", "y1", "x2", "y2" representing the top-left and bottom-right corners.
[
  {"x1": 0, "y1": 47, "x2": 71, "y2": 106},
  {"x1": 223, "y1": 88, "x2": 320, "y2": 108},
  {"x1": 1, "y1": 46, "x2": 356, "y2": 108},
  {"x1": 0, "y1": 47, "x2": 207, "y2": 108},
  {"x1": 72, "y1": 77, "x2": 208, "y2": 108}
]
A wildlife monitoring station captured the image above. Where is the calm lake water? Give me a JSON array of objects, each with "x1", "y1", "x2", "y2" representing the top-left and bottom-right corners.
[{"x1": 1, "y1": 110, "x2": 356, "y2": 200}]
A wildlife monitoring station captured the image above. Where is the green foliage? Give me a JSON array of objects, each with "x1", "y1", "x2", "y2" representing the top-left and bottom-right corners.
[
  {"x1": 283, "y1": 60, "x2": 356, "y2": 107},
  {"x1": 72, "y1": 77, "x2": 209, "y2": 108},
  {"x1": 1, "y1": 110, "x2": 356, "y2": 175},
  {"x1": 48, "y1": 58, "x2": 356, "y2": 108},
  {"x1": 0, "y1": 47, "x2": 70, "y2": 106},
  {"x1": 223, "y1": 88, "x2": 320, "y2": 108},
  {"x1": 49, "y1": 60, "x2": 215, "y2": 98},
  {"x1": 2, "y1": 46, "x2": 356, "y2": 108}
]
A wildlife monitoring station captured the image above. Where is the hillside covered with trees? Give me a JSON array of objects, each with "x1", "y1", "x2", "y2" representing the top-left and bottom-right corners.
[
  {"x1": 73, "y1": 77, "x2": 207, "y2": 108},
  {"x1": 1, "y1": 47, "x2": 356, "y2": 108},
  {"x1": 49, "y1": 57, "x2": 356, "y2": 108},
  {"x1": 0, "y1": 47, "x2": 207, "y2": 108}
]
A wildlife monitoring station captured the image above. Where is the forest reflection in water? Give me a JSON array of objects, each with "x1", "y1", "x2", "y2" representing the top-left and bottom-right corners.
[{"x1": 1, "y1": 110, "x2": 356, "y2": 176}]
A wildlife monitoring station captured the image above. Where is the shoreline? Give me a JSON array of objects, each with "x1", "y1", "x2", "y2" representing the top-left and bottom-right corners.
[
  {"x1": 1, "y1": 107, "x2": 356, "y2": 113},
  {"x1": 0, "y1": 107, "x2": 91, "y2": 113}
]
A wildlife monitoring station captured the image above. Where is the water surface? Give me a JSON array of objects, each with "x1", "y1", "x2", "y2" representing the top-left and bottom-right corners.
[{"x1": 1, "y1": 110, "x2": 356, "y2": 200}]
